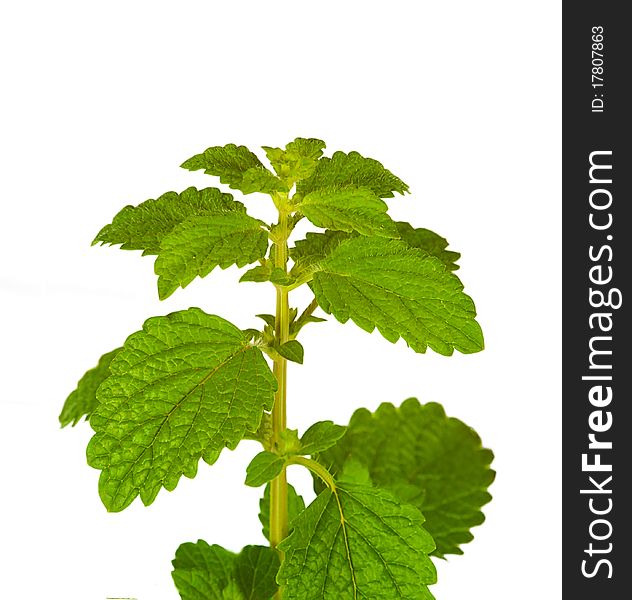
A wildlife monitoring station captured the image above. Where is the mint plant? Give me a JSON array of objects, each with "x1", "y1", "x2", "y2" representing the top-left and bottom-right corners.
[{"x1": 60, "y1": 138, "x2": 495, "y2": 599}]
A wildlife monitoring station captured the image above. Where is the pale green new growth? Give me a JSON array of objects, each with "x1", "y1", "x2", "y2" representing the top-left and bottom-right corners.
[
  {"x1": 87, "y1": 308, "x2": 276, "y2": 512},
  {"x1": 172, "y1": 540, "x2": 279, "y2": 600},
  {"x1": 64, "y1": 137, "x2": 493, "y2": 600},
  {"x1": 317, "y1": 399, "x2": 495, "y2": 557},
  {"x1": 277, "y1": 482, "x2": 437, "y2": 599},
  {"x1": 263, "y1": 138, "x2": 325, "y2": 187},
  {"x1": 59, "y1": 348, "x2": 120, "y2": 427}
]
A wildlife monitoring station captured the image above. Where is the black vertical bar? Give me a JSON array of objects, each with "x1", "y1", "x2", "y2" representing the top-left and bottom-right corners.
[{"x1": 563, "y1": 1, "x2": 631, "y2": 597}]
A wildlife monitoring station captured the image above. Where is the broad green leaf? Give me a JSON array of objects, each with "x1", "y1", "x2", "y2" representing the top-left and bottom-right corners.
[
  {"x1": 299, "y1": 421, "x2": 346, "y2": 455},
  {"x1": 221, "y1": 582, "x2": 244, "y2": 600},
  {"x1": 311, "y1": 236, "x2": 484, "y2": 355},
  {"x1": 277, "y1": 482, "x2": 436, "y2": 599},
  {"x1": 172, "y1": 540, "x2": 279, "y2": 600},
  {"x1": 263, "y1": 138, "x2": 326, "y2": 184},
  {"x1": 245, "y1": 451, "x2": 285, "y2": 487},
  {"x1": 317, "y1": 399, "x2": 495, "y2": 557},
  {"x1": 181, "y1": 144, "x2": 284, "y2": 195},
  {"x1": 396, "y1": 221, "x2": 461, "y2": 271},
  {"x1": 297, "y1": 186, "x2": 399, "y2": 237},
  {"x1": 290, "y1": 230, "x2": 351, "y2": 267},
  {"x1": 93, "y1": 186, "x2": 242, "y2": 255},
  {"x1": 87, "y1": 308, "x2": 277, "y2": 512},
  {"x1": 173, "y1": 541, "x2": 233, "y2": 599},
  {"x1": 154, "y1": 212, "x2": 269, "y2": 299},
  {"x1": 276, "y1": 340, "x2": 304, "y2": 364},
  {"x1": 259, "y1": 483, "x2": 305, "y2": 541},
  {"x1": 338, "y1": 457, "x2": 372, "y2": 485},
  {"x1": 233, "y1": 545, "x2": 279, "y2": 599},
  {"x1": 59, "y1": 348, "x2": 120, "y2": 427},
  {"x1": 291, "y1": 223, "x2": 459, "y2": 273},
  {"x1": 297, "y1": 150, "x2": 409, "y2": 199}
]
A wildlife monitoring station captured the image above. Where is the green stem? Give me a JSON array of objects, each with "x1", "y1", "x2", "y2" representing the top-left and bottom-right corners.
[
  {"x1": 286, "y1": 455, "x2": 336, "y2": 491},
  {"x1": 270, "y1": 208, "x2": 290, "y2": 599}
]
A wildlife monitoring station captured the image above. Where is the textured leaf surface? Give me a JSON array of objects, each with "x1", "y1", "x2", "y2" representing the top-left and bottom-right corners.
[
  {"x1": 240, "y1": 167, "x2": 287, "y2": 194},
  {"x1": 300, "y1": 421, "x2": 346, "y2": 455},
  {"x1": 87, "y1": 308, "x2": 277, "y2": 512},
  {"x1": 172, "y1": 540, "x2": 279, "y2": 600},
  {"x1": 277, "y1": 482, "x2": 436, "y2": 599},
  {"x1": 396, "y1": 221, "x2": 461, "y2": 271},
  {"x1": 297, "y1": 151, "x2": 408, "y2": 198},
  {"x1": 318, "y1": 399, "x2": 495, "y2": 557},
  {"x1": 240, "y1": 264, "x2": 292, "y2": 285},
  {"x1": 59, "y1": 348, "x2": 120, "y2": 427},
  {"x1": 276, "y1": 340, "x2": 304, "y2": 364},
  {"x1": 311, "y1": 236, "x2": 483, "y2": 355},
  {"x1": 263, "y1": 138, "x2": 326, "y2": 185},
  {"x1": 259, "y1": 483, "x2": 305, "y2": 541},
  {"x1": 93, "y1": 187, "x2": 242, "y2": 255},
  {"x1": 181, "y1": 144, "x2": 284, "y2": 194},
  {"x1": 245, "y1": 452, "x2": 285, "y2": 487},
  {"x1": 154, "y1": 212, "x2": 269, "y2": 299},
  {"x1": 298, "y1": 186, "x2": 399, "y2": 237},
  {"x1": 290, "y1": 230, "x2": 351, "y2": 267}
]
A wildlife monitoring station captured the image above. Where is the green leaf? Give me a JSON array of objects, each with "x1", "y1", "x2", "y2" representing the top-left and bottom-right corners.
[
  {"x1": 181, "y1": 144, "x2": 284, "y2": 195},
  {"x1": 263, "y1": 137, "x2": 326, "y2": 184},
  {"x1": 300, "y1": 421, "x2": 346, "y2": 455},
  {"x1": 259, "y1": 483, "x2": 305, "y2": 541},
  {"x1": 172, "y1": 540, "x2": 279, "y2": 600},
  {"x1": 317, "y1": 399, "x2": 495, "y2": 557},
  {"x1": 233, "y1": 545, "x2": 279, "y2": 599},
  {"x1": 87, "y1": 308, "x2": 277, "y2": 512},
  {"x1": 290, "y1": 230, "x2": 351, "y2": 267},
  {"x1": 59, "y1": 348, "x2": 121, "y2": 427},
  {"x1": 311, "y1": 236, "x2": 484, "y2": 355},
  {"x1": 276, "y1": 340, "x2": 304, "y2": 364},
  {"x1": 173, "y1": 541, "x2": 234, "y2": 599},
  {"x1": 240, "y1": 167, "x2": 288, "y2": 194},
  {"x1": 277, "y1": 481, "x2": 436, "y2": 599},
  {"x1": 255, "y1": 314, "x2": 276, "y2": 328},
  {"x1": 297, "y1": 150, "x2": 409, "y2": 199},
  {"x1": 396, "y1": 221, "x2": 461, "y2": 271},
  {"x1": 239, "y1": 264, "x2": 293, "y2": 286},
  {"x1": 245, "y1": 452, "x2": 285, "y2": 487},
  {"x1": 221, "y1": 582, "x2": 244, "y2": 600},
  {"x1": 297, "y1": 186, "x2": 399, "y2": 238},
  {"x1": 155, "y1": 212, "x2": 269, "y2": 299},
  {"x1": 93, "y1": 186, "x2": 243, "y2": 255},
  {"x1": 239, "y1": 265, "x2": 271, "y2": 283}
]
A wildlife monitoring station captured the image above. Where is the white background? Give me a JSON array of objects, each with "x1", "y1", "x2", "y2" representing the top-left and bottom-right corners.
[{"x1": 0, "y1": 1, "x2": 561, "y2": 598}]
